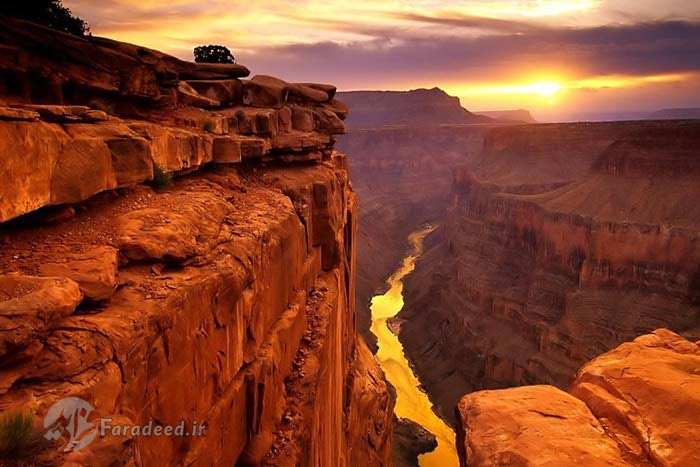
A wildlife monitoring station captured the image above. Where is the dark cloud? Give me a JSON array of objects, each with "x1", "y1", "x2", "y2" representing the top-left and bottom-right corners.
[{"x1": 241, "y1": 20, "x2": 700, "y2": 88}]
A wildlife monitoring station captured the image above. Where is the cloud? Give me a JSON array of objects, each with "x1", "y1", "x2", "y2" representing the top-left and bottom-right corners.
[{"x1": 240, "y1": 19, "x2": 700, "y2": 89}]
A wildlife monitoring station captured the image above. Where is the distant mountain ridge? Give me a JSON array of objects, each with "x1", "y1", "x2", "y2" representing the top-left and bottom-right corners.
[
  {"x1": 648, "y1": 108, "x2": 700, "y2": 120},
  {"x1": 337, "y1": 87, "x2": 493, "y2": 127}
]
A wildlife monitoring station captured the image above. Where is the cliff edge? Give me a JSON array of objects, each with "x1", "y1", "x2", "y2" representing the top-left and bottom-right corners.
[{"x1": 0, "y1": 17, "x2": 392, "y2": 466}]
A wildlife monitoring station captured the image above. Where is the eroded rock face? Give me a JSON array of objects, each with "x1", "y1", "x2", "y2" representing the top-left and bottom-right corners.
[
  {"x1": 400, "y1": 120, "x2": 700, "y2": 422},
  {"x1": 0, "y1": 18, "x2": 392, "y2": 467},
  {"x1": 457, "y1": 330, "x2": 700, "y2": 467}
]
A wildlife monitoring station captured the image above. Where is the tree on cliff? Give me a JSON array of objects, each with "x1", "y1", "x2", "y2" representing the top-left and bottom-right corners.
[
  {"x1": 0, "y1": 1, "x2": 89, "y2": 36},
  {"x1": 193, "y1": 45, "x2": 236, "y2": 64}
]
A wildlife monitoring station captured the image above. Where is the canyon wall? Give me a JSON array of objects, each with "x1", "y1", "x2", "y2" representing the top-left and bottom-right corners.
[
  {"x1": 0, "y1": 18, "x2": 392, "y2": 466},
  {"x1": 400, "y1": 121, "x2": 700, "y2": 423}
]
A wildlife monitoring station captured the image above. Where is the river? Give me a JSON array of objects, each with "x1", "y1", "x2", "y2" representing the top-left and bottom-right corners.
[{"x1": 369, "y1": 225, "x2": 459, "y2": 467}]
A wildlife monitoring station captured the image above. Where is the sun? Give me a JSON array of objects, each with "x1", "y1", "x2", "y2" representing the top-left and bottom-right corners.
[{"x1": 528, "y1": 81, "x2": 563, "y2": 97}]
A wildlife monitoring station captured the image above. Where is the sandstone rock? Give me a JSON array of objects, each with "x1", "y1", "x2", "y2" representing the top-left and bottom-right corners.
[
  {"x1": 571, "y1": 329, "x2": 700, "y2": 466},
  {"x1": 116, "y1": 192, "x2": 228, "y2": 262},
  {"x1": 182, "y1": 62, "x2": 251, "y2": 79},
  {"x1": 299, "y1": 83, "x2": 337, "y2": 99},
  {"x1": 0, "y1": 275, "x2": 82, "y2": 356},
  {"x1": 315, "y1": 109, "x2": 346, "y2": 134},
  {"x1": 457, "y1": 385, "x2": 629, "y2": 467},
  {"x1": 128, "y1": 122, "x2": 213, "y2": 172},
  {"x1": 177, "y1": 81, "x2": 220, "y2": 108},
  {"x1": 288, "y1": 83, "x2": 330, "y2": 103},
  {"x1": 325, "y1": 99, "x2": 349, "y2": 120},
  {"x1": 11, "y1": 104, "x2": 90, "y2": 122},
  {"x1": 186, "y1": 79, "x2": 242, "y2": 106},
  {"x1": 212, "y1": 136, "x2": 243, "y2": 163},
  {"x1": 243, "y1": 75, "x2": 289, "y2": 108},
  {"x1": 277, "y1": 106, "x2": 292, "y2": 133},
  {"x1": 291, "y1": 105, "x2": 315, "y2": 131},
  {"x1": 0, "y1": 106, "x2": 39, "y2": 121},
  {"x1": 226, "y1": 108, "x2": 278, "y2": 136},
  {"x1": 38, "y1": 246, "x2": 119, "y2": 301}
]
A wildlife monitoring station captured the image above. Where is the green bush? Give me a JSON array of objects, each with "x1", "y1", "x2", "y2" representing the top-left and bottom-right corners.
[{"x1": 0, "y1": 409, "x2": 34, "y2": 459}]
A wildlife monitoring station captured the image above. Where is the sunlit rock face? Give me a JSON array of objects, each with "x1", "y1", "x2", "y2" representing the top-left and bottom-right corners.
[
  {"x1": 457, "y1": 329, "x2": 700, "y2": 467},
  {"x1": 0, "y1": 17, "x2": 392, "y2": 466},
  {"x1": 400, "y1": 120, "x2": 700, "y2": 423}
]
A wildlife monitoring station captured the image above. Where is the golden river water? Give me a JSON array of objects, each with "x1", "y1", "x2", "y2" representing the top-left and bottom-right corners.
[{"x1": 369, "y1": 226, "x2": 459, "y2": 467}]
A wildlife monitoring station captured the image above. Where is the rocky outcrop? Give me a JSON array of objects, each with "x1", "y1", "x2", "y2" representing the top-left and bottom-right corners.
[
  {"x1": 0, "y1": 17, "x2": 392, "y2": 467},
  {"x1": 400, "y1": 120, "x2": 700, "y2": 423},
  {"x1": 457, "y1": 329, "x2": 700, "y2": 466}
]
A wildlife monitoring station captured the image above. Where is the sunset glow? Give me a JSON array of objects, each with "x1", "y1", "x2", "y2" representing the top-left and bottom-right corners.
[{"x1": 64, "y1": 0, "x2": 700, "y2": 121}]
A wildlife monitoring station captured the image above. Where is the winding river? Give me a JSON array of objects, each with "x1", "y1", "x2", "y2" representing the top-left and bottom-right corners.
[{"x1": 369, "y1": 225, "x2": 459, "y2": 467}]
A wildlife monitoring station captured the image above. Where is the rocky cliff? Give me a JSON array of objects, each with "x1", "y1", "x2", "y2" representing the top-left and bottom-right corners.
[
  {"x1": 400, "y1": 120, "x2": 700, "y2": 423},
  {"x1": 457, "y1": 329, "x2": 700, "y2": 466},
  {"x1": 0, "y1": 17, "x2": 392, "y2": 466}
]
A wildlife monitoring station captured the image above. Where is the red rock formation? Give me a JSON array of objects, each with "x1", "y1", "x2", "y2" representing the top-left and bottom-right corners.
[
  {"x1": 400, "y1": 121, "x2": 700, "y2": 423},
  {"x1": 0, "y1": 17, "x2": 392, "y2": 466},
  {"x1": 457, "y1": 329, "x2": 700, "y2": 467}
]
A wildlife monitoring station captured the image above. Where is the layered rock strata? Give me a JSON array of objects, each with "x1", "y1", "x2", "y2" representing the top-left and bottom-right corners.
[
  {"x1": 457, "y1": 329, "x2": 700, "y2": 467},
  {"x1": 400, "y1": 121, "x2": 700, "y2": 423},
  {"x1": 0, "y1": 17, "x2": 392, "y2": 466}
]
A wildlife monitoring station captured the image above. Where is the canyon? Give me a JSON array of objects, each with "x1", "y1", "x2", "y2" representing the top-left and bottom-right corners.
[
  {"x1": 1, "y1": 13, "x2": 699, "y2": 467},
  {"x1": 398, "y1": 120, "x2": 700, "y2": 425}
]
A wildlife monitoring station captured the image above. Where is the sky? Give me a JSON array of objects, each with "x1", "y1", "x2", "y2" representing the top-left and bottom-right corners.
[{"x1": 65, "y1": 0, "x2": 700, "y2": 121}]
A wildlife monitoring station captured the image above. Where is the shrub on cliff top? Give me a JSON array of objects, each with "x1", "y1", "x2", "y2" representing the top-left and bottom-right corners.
[
  {"x1": 194, "y1": 45, "x2": 236, "y2": 64},
  {"x1": 0, "y1": 0, "x2": 89, "y2": 36}
]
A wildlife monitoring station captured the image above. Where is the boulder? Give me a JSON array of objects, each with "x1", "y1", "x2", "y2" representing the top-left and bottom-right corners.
[
  {"x1": 0, "y1": 275, "x2": 83, "y2": 357},
  {"x1": 186, "y1": 79, "x2": 243, "y2": 106},
  {"x1": 242, "y1": 76, "x2": 289, "y2": 108},
  {"x1": 38, "y1": 246, "x2": 119, "y2": 301},
  {"x1": 571, "y1": 329, "x2": 700, "y2": 467},
  {"x1": 299, "y1": 83, "x2": 336, "y2": 99},
  {"x1": 457, "y1": 385, "x2": 629, "y2": 467},
  {"x1": 177, "y1": 81, "x2": 220, "y2": 108},
  {"x1": 315, "y1": 109, "x2": 345, "y2": 134},
  {"x1": 288, "y1": 83, "x2": 330, "y2": 103},
  {"x1": 325, "y1": 99, "x2": 349, "y2": 120}
]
